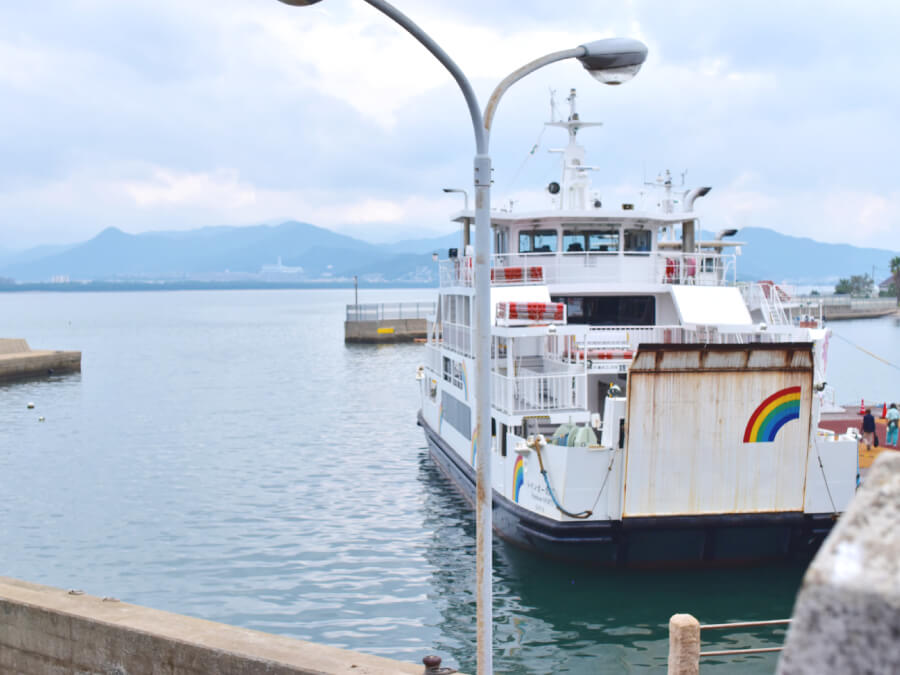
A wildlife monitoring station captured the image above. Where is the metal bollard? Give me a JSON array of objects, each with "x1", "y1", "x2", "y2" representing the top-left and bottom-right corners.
[
  {"x1": 422, "y1": 654, "x2": 456, "y2": 674},
  {"x1": 668, "y1": 613, "x2": 700, "y2": 675}
]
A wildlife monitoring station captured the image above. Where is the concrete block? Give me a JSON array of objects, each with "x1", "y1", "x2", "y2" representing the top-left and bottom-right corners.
[
  {"x1": 0, "y1": 338, "x2": 30, "y2": 354},
  {"x1": 0, "y1": 577, "x2": 439, "y2": 675},
  {"x1": 344, "y1": 319, "x2": 427, "y2": 343},
  {"x1": 667, "y1": 613, "x2": 700, "y2": 675},
  {"x1": 778, "y1": 452, "x2": 900, "y2": 674}
]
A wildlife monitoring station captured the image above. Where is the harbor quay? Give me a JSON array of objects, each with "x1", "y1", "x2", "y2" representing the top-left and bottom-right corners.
[
  {"x1": 0, "y1": 338, "x2": 81, "y2": 383},
  {"x1": 0, "y1": 577, "x2": 456, "y2": 675},
  {"x1": 344, "y1": 302, "x2": 434, "y2": 343}
]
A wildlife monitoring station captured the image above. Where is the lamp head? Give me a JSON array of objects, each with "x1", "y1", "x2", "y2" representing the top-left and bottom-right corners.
[
  {"x1": 276, "y1": 0, "x2": 323, "y2": 5},
  {"x1": 577, "y1": 38, "x2": 648, "y2": 85}
]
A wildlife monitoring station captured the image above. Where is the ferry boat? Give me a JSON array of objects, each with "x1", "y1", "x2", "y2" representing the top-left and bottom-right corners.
[{"x1": 416, "y1": 89, "x2": 858, "y2": 566}]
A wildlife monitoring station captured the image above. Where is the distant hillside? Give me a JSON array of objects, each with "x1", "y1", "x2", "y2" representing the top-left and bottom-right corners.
[
  {"x1": 0, "y1": 222, "x2": 436, "y2": 283},
  {"x1": 1, "y1": 222, "x2": 895, "y2": 286},
  {"x1": 733, "y1": 227, "x2": 898, "y2": 284}
]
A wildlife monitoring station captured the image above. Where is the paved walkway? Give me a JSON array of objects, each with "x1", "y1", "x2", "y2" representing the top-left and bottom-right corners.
[{"x1": 819, "y1": 404, "x2": 899, "y2": 469}]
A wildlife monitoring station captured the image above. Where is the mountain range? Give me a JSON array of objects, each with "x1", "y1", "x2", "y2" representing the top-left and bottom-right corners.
[{"x1": 0, "y1": 222, "x2": 896, "y2": 287}]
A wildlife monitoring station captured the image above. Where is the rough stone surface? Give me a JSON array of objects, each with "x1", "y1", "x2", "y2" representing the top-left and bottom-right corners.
[
  {"x1": 667, "y1": 613, "x2": 700, "y2": 675},
  {"x1": 777, "y1": 452, "x2": 900, "y2": 674},
  {"x1": 0, "y1": 577, "x2": 441, "y2": 675}
]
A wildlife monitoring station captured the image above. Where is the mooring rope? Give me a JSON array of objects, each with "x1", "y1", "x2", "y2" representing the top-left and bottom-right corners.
[
  {"x1": 816, "y1": 450, "x2": 839, "y2": 514},
  {"x1": 831, "y1": 330, "x2": 900, "y2": 372},
  {"x1": 588, "y1": 448, "x2": 619, "y2": 514},
  {"x1": 500, "y1": 124, "x2": 547, "y2": 196},
  {"x1": 534, "y1": 442, "x2": 592, "y2": 519}
]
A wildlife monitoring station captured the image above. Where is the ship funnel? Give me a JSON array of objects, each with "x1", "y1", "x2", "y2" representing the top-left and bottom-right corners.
[
  {"x1": 683, "y1": 186, "x2": 711, "y2": 212},
  {"x1": 681, "y1": 187, "x2": 711, "y2": 253}
]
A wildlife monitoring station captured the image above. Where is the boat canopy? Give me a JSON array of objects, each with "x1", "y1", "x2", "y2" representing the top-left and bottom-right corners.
[{"x1": 670, "y1": 286, "x2": 752, "y2": 326}]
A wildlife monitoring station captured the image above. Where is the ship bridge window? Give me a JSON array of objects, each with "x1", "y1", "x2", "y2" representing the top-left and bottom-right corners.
[
  {"x1": 519, "y1": 229, "x2": 558, "y2": 253},
  {"x1": 563, "y1": 231, "x2": 585, "y2": 252},
  {"x1": 624, "y1": 229, "x2": 652, "y2": 253},
  {"x1": 587, "y1": 229, "x2": 620, "y2": 252}
]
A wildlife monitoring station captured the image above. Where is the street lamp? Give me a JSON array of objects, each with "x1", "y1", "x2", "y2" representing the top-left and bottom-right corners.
[{"x1": 275, "y1": 2, "x2": 646, "y2": 672}]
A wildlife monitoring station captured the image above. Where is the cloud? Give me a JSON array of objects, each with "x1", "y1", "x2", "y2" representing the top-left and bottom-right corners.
[
  {"x1": 120, "y1": 168, "x2": 257, "y2": 209},
  {"x1": 0, "y1": 0, "x2": 898, "y2": 251}
]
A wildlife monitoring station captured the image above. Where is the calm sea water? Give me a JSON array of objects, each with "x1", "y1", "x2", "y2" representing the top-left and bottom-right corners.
[{"x1": 1, "y1": 289, "x2": 897, "y2": 674}]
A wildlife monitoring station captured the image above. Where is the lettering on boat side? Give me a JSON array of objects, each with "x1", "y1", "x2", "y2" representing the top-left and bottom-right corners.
[
  {"x1": 743, "y1": 386, "x2": 802, "y2": 443},
  {"x1": 525, "y1": 478, "x2": 554, "y2": 511}
]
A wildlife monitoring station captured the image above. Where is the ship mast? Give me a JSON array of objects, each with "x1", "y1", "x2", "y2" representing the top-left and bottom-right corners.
[{"x1": 546, "y1": 88, "x2": 603, "y2": 210}]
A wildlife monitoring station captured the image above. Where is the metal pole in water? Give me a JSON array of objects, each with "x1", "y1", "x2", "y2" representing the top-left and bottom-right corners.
[{"x1": 354, "y1": 275, "x2": 358, "y2": 309}]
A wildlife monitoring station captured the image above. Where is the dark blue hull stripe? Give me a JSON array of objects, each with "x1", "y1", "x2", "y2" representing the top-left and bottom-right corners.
[{"x1": 418, "y1": 410, "x2": 835, "y2": 566}]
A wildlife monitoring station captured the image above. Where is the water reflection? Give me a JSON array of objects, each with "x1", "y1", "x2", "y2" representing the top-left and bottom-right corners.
[{"x1": 417, "y1": 448, "x2": 805, "y2": 674}]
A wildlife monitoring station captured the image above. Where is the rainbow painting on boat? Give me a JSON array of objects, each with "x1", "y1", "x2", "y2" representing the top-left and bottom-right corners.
[
  {"x1": 513, "y1": 455, "x2": 524, "y2": 503},
  {"x1": 743, "y1": 386, "x2": 802, "y2": 443}
]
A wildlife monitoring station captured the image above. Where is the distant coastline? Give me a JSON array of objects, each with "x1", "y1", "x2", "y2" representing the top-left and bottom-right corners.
[{"x1": 0, "y1": 280, "x2": 436, "y2": 293}]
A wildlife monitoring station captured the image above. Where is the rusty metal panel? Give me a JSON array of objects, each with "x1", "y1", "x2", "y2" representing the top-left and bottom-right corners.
[{"x1": 623, "y1": 343, "x2": 814, "y2": 517}]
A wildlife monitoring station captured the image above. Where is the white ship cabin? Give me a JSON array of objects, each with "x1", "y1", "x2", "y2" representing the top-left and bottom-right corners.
[
  {"x1": 425, "y1": 89, "x2": 821, "y2": 449},
  {"x1": 426, "y1": 209, "x2": 823, "y2": 451},
  {"x1": 430, "y1": 206, "x2": 755, "y2": 434}
]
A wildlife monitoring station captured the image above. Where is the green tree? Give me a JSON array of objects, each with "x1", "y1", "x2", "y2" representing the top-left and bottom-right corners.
[{"x1": 834, "y1": 274, "x2": 874, "y2": 297}]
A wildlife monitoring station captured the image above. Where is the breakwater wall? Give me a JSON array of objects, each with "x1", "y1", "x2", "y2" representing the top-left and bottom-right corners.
[
  {"x1": 0, "y1": 577, "x2": 436, "y2": 675},
  {"x1": 809, "y1": 297, "x2": 898, "y2": 321},
  {"x1": 345, "y1": 318, "x2": 428, "y2": 343},
  {"x1": 344, "y1": 303, "x2": 434, "y2": 344},
  {"x1": 0, "y1": 338, "x2": 81, "y2": 382}
]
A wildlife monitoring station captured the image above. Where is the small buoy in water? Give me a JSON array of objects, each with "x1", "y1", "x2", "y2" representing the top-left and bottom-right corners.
[
  {"x1": 38, "y1": 416, "x2": 45, "y2": 422},
  {"x1": 27, "y1": 402, "x2": 35, "y2": 409}
]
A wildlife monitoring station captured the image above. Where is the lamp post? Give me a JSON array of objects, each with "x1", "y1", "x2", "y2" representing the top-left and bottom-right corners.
[{"x1": 275, "y1": 3, "x2": 646, "y2": 672}]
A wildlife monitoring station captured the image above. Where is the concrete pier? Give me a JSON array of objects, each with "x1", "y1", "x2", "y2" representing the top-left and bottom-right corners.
[
  {"x1": 345, "y1": 318, "x2": 429, "y2": 343},
  {"x1": 344, "y1": 303, "x2": 434, "y2": 344},
  {"x1": 816, "y1": 297, "x2": 898, "y2": 321},
  {"x1": 0, "y1": 577, "x2": 438, "y2": 675},
  {"x1": 0, "y1": 338, "x2": 81, "y2": 382}
]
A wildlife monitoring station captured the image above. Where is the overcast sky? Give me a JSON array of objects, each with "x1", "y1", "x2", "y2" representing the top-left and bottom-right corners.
[{"x1": 1, "y1": 0, "x2": 898, "y2": 252}]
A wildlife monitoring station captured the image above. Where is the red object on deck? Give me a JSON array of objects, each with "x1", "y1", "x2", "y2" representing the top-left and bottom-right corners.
[
  {"x1": 491, "y1": 266, "x2": 543, "y2": 283},
  {"x1": 496, "y1": 301, "x2": 565, "y2": 322},
  {"x1": 883, "y1": 402, "x2": 888, "y2": 418},
  {"x1": 859, "y1": 399, "x2": 866, "y2": 415}
]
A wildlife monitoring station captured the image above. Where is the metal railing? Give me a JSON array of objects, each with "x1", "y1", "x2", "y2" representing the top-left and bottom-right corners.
[
  {"x1": 439, "y1": 252, "x2": 736, "y2": 288},
  {"x1": 656, "y1": 251, "x2": 737, "y2": 287},
  {"x1": 569, "y1": 324, "x2": 794, "y2": 355},
  {"x1": 346, "y1": 302, "x2": 435, "y2": 321},
  {"x1": 442, "y1": 321, "x2": 473, "y2": 357},
  {"x1": 810, "y1": 296, "x2": 897, "y2": 310},
  {"x1": 492, "y1": 371, "x2": 586, "y2": 415},
  {"x1": 741, "y1": 282, "x2": 790, "y2": 326},
  {"x1": 668, "y1": 614, "x2": 791, "y2": 674},
  {"x1": 699, "y1": 619, "x2": 790, "y2": 658}
]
